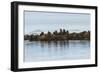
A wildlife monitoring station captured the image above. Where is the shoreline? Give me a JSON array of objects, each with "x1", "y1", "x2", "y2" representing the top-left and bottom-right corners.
[{"x1": 24, "y1": 29, "x2": 90, "y2": 41}]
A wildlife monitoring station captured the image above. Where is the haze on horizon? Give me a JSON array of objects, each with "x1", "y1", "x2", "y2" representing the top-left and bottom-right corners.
[{"x1": 24, "y1": 11, "x2": 90, "y2": 34}]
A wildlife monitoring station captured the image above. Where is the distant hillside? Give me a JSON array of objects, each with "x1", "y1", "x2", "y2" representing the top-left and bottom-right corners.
[{"x1": 24, "y1": 29, "x2": 90, "y2": 41}]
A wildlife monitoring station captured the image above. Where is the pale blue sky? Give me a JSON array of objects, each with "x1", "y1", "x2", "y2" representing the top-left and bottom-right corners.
[{"x1": 24, "y1": 11, "x2": 90, "y2": 34}]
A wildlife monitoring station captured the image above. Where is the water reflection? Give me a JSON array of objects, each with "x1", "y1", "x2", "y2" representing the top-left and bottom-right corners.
[
  {"x1": 25, "y1": 40, "x2": 89, "y2": 49},
  {"x1": 24, "y1": 40, "x2": 90, "y2": 62}
]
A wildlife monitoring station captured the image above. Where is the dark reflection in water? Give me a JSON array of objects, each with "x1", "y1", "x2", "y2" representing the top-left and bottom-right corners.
[
  {"x1": 39, "y1": 41, "x2": 69, "y2": 48},
  {"x1": 24, "y1": 40, "x2": 90, "y2": 62}
]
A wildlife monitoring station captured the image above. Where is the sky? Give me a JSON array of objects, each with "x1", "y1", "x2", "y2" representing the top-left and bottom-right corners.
[{"x1": 24, "y1": 11, "x2": 90, "y2": 34}]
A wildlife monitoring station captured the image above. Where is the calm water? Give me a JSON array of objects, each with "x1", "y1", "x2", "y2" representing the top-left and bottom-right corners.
[{"x1": 24, "y1": 40, "x2": 90, "y2": 62}]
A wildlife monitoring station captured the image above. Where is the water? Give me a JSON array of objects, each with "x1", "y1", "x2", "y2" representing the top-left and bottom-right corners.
[{"x1": 24, "y1": 40, "x2": 90, "y2": 62}]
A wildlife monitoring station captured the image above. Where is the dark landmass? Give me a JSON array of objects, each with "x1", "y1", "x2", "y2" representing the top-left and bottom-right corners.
[{"x1": 24, "y1": 29, "x2": 90, "y2": 41}]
